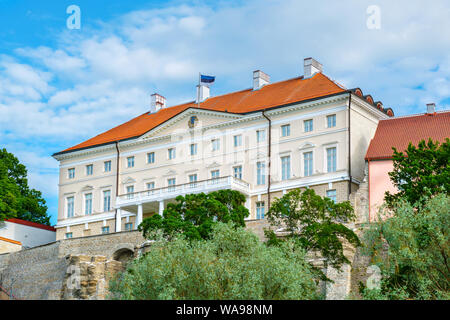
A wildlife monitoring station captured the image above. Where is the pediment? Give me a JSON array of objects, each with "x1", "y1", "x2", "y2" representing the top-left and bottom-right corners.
[
  {"x1": 122, "y1": 177, "x2": 136, "y2": 184},
  {"x1": 206, "y1": 161, "x2": 221, "y2": 169},
  {"x1": 299, "y1": 142, "x2": 316, "y2": 150},
  {"x1": 163, "y1": 169, "x2": 177, "y2": 176},
  {"x1": 81, "y1": 185, "x2": 94, "y2": 191}
]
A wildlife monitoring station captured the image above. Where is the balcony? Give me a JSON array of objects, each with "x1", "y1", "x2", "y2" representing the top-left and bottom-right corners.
[{"x1": 116, "y1": 176, "x2": 251, "y2": 210}]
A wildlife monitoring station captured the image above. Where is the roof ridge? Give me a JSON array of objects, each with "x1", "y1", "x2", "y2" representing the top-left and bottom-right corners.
[{"x1": 381, "y1": 109, "x2": 450, "y2": 121}]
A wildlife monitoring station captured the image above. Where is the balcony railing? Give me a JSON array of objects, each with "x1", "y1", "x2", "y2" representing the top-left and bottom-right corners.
[{"x1": 116, "y1": 176, "x2": 250, "y2": 206}]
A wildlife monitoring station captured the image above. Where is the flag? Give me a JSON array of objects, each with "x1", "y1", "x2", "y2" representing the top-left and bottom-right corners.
[{"x1": 200, "y1": 74, "x2": 215, "y2": 85}]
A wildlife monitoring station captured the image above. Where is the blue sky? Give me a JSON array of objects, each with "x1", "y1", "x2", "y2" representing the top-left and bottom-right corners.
[{"x1": 0, "y1": 0, "x2": 449, "y2": 225}]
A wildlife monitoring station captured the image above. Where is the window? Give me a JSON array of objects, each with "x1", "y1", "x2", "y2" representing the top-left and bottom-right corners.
[
  {"x1": 212, "y1": 139, "x2": 220, "y2": 151},
  {"x1": 234, "y1": 135, "x2": 242, "y2": 147},
  {"x1": 326, "y1": 190, "x2": 337, "y2": 203},
  {"x1": 281, "y1": 156, "x2": 291, "y2": 180},
  {"x1": 281, "y1": 124, "x2": 291, "y2": 137},
  {"x1": 86, "y1": 164, "x2": 93, "y2": 176},
  {"x1": 327, "y1": 114, "x2": 336, "y2": 128},
  {"x1": 326, "y1": 147, "x2": 337, "y2": 172},
  {"x1": 190, "y1": 143, "x2": 197, "y2": 156},
  {"x1": 104, "y1": 161, "x2": 111, "y2": 172},
  {"x1": 127, "y1": 156, "x2": 135, "y2": 168},
  {"x1": 168, "y1": 178, "x2": 176, "y2": 192},
  {"x1": 168, "y1": 148, "x2": 176, "y2": 160},
  {"x1": 103, "y1": 190, "x2": 111, "y2": 212},
  {"x1": 304, "y1": 152, "x2": 313, "y2": 177},
  {"x1": 125, "y1": 223, "x2": 133, "y2": 231},
  {"x1": 146, "y1": 182, "x2": 155, "y2": 195},
  {"x1": 147, "y1": 152, "x2": 155, "y2": 164},
  {"x1": 189, "y1": 174, "x2": 198, "y2": 188},
  {"x1": 85, "y1": 193, "x2": 92, "y2": 215},
  {"x1": 211, "y1": 170, "x2": 220, "y2": 183},
  {"x1": 257, "y1": 162, "x2": 265, "y2": 185},
  {"x1": 256, "y1": 202, "x2": 265, "y2": 220},
  {"x1": 256, "y1": 130, "x2": 266, "y2": 143},
  {"x1": 65, "y1": 232, "x2": 73, "y2": 239},
  {"x1": 304, "y1": 119, "x2": 313, "y2": 132},
  {"x1": 233, "y1": 166, "x2": 242, "y2": 180},
  {"x1": 67, "y1": 196, "x2": 74, "y2": 218},
  {"x1": 68, "y1": 168, "x2": 75, "y2": 179},
  {"x1": 126, "y1": 185, "x2": 134, "y2": 199},
  {"x1": 102, "y1": 226, "x2": 109, "y2": 234}
]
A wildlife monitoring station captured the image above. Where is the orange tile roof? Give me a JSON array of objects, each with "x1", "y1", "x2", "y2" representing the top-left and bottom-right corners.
[
  {"x1": 365, "y1": 111, "x2": 450, "y2": 160},
  {"x1": 57, "y1": 73, "x2": 350, "y2": 154}
]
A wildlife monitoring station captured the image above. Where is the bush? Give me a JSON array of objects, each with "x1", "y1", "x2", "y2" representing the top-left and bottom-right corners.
[
  {"x1": 109, "y1": 223, "x2": 319, "y2": 300},
  {"x1": 361, "y1": 193, "x2": 450, "y2": 300}
]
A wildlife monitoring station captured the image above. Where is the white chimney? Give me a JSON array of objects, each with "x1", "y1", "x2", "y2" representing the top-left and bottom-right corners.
[
  {"x1": 196, "y1": 84, "x2": 210, "y2": 103},
  {"x1": 253, "y1": 70, "x2": 270, "y2": 90},
  {"x1": 426, "y1": 103, "x2": 436, "y2": 114},
  {"x1": 150, "y1": 93, "x2": 166, "y2": 113},
  {"x1": 304, "y1": 57, "x2": 323, "y2": 79}
]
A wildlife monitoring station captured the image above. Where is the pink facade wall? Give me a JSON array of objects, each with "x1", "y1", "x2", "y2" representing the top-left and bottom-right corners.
[{"x1": 368, "y1": 160, "x2": 398, "y2": 221}]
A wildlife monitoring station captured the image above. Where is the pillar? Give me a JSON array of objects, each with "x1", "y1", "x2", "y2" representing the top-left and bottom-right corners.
[
  {"x1": 116, "y1": 208, "x2": 122, "y2": 232},
  {"x1": 136, "y1": 204, "x2": 143, "y2": 229},
  {"x1": 159, "y1": 201, "x2": 164, "y2": 216}
]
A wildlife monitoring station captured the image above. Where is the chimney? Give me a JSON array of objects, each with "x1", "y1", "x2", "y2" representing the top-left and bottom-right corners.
[
  {"x1": 304, "y1": 57, "x2": 323, "y2": 79},
  {"x1": 426, "y1": 103, "x2": 436, "y2": 114},
  {"x1": 196, "y1": 84, "x2": 210, "y2": 103},
  {"x1": 150, "y1": 93, "x2": 166, "y2": 113},
  {"x1": 253, "y1": 70, "x2": 270, "y2": 90}
]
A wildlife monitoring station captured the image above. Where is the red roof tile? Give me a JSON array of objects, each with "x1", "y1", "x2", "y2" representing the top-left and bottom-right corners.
[
  {"x1": 57, "y1": 73, "x2": 348, "y2": 154},
  {"x1": 6, "y1": 218, "x2": 56, "y2": 232},
  {"x1": 365, "y1": 111, "x2": 450, "y2": 160}
]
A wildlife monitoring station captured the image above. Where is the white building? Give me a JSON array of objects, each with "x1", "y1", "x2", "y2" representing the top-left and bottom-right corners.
[
  {"x1": 0, "y1": 218, "x2": 56, "y2": 253},
  {"x1": 52, "y1": 58, "x2": 394, "y2": 240}
]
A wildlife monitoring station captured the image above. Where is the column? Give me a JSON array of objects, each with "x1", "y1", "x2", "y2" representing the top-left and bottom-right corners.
[
  {"x1": 245, "y1": 196, "x2": 252, "y2": 220},
  {"x1": 159, "y1": 201, "x2": 164, "y2": 216},
  {"x1": 116, "y1": 208, "x2": 122, "y2": 232},
  {"x1": 136, "y1": 204, "x2": 143, "y2": 229}
]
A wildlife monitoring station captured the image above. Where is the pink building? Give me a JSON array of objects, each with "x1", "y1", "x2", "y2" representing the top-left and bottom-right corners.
[{"x1": 365, "y1": 106, "x2": 450, "y2": 221}]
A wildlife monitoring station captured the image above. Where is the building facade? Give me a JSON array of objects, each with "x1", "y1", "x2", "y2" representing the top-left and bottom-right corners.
[
  {"x1": 0, "y1": 218, "x2": 56, "y2": 252},
  {"x1": 365, "y1": 107, "x2": 450, "y2": 220},
  {"x1": 53, "y1": 58, "x2": 393, "y2": 240}
]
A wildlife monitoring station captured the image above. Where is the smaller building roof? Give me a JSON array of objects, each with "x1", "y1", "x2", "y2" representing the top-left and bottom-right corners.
[
  {"x1": 365, "y1": 111, "x2": 450, "y2": 160},
  {"x1": 0, "y1": 236, "x2": 21, "y2": 246},
  {"x1": 6, "y1": 218, "x2": 56, "y2": 232}
]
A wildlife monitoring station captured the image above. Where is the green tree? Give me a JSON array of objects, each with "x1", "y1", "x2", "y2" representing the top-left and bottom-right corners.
[
  {"x1": 109, "y1": 222, "x2": 319, "y2": 300},
  {"x1": 385, "y1": 138, "x2": 449, "y2": 207},
  {"x1": 0, "y1": 148, "x2": 50, "y2": 225},
  {"x1": 138, "y1": 190, "x2": 249, "y2": 241},
  {"x1": 361, "y1": 193, "x2": 450, "y2": 300},
  {"x1": 264, "y1": 188, "x2": 360, "y2": 279}
]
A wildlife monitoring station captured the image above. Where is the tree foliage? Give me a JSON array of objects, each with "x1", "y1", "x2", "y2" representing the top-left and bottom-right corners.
[
  {"x1": 138, "y1": 190, "x2": 249, "y2": 241},
  {"x1": 264, "y1": 188, "x2": 360, "y2": 277},
  {"x1": 385, "y1": 138, "x2": 449, "y2": 207},
  {"x1": 361, "y1": 193, "x2": 450, "y2": 300},
  {"x1": 0, "y1": 148, "x2": 49, "y2": 225},
  {"x1": 109, "y1": 222, "x2": 319, "y2": 300}
]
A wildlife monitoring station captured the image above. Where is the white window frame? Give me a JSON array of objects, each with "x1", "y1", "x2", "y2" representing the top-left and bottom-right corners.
[
  {"x1": 66, "y1": 195, "x2": 75, "y2": 218},
  {"x1": 326, "y1": 114, "x2": 336, "y2": 128},
  {"x1": 281, "y1": 124, "x2": 291, "y2": 137},
  {"x1": 211, "y1": 139, "x2": 220, "y2": 152},
  {"x1": 125, "y1": 184, "x2": 135, "y2": 200},
  {"x1": 104, "y1": 161, "x2": 111, "y2": 172},
  {"x1": 168, "y1": 148, "x2": 176, "y2": 160},
  {"x1": 189, "y1": 174, "x2": 198, "y2": 188},
  {"x1": 102, "y1": 226, "x2": 110, "y2": 234},
  {"x1": 233, "y1": 135, "x2": 242, "y2": 147},
  {"x1": 302, "y1": 150, "x2": 314, "y2": 177},
  {"x1": 304, "y1": 119, "x2": 313, "y2": 132},
  {"x1": 103, "y1": 190, "x2": 111, "y2": 212},
  {"x1": 68, "y1": 168, "x2": 75, "y2": 179},
  {"x1": 326, "y1": 189, "x2": 337, "y2": 203},
  {"x1": 147, "y1": 152, "x2": 155, "y2": 164},
  {"x1": 324, "y1": 144, "x2": 338, "y2": 173},
  {"x1": 125, "y1": 222, "x2": 133, "y2": 231},
  {"x1": 256, "y1": 201, "x2": 265, "y2": 220},
  {"x1": 233, "y1": 165, "x2": 242, "y2": 180},
  {"x1": 281, "y1": 155, "x2": 291, "y2": 181},
  {"x1": 256, "y1": 129, "x2": 266, "y2": 143},
  {"x1": 256, "y1": 161, "x2": 266, "y2": 185},
  {"x1": 168, "y1": 178, "x2": 176, "y2": 192},
  {"x1": 190, "y1": 143, "x2": 197, "y2": 156},
  {"x1": 84, "y1": 192, "x2": 93, "y2": 215},
  {"x1": 127, "y1": 156, "x2": 135, "y2": 168}
]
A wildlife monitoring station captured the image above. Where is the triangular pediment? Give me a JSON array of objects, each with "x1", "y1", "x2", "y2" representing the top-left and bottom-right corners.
[
  {"x1": 122, "y1": 177, "x2": 136, "y2": 184},
  {"x1": 139, "y1": 109, "x2": 243, "y2": 140},
  {"x1": 163, "y1": 169, "x2": 177, "y2": 176},
  {"x1": 81, "y1": 185, "x2": 94, "y2": 191},
  {"x1": 206, "y1": 161, "x2": 221, "y2": 169}
]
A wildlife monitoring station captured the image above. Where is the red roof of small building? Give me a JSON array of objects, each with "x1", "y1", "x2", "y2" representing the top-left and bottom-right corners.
[
  {"x1": 365, "y1": 111, "x2": 450, "y2": 160},
  {"x1": 57, "y1": 73, "x2": 350, "y2": 154},
  {"x1": 6, "y1": 218, "x2": 56, "y2": 232}
]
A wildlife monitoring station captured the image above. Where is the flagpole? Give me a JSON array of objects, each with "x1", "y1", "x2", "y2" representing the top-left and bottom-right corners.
[{"x1": 197, "y1": 72, "x2": 201, "y2": 108}]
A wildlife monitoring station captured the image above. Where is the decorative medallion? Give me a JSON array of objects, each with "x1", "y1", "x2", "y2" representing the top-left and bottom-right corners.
[{"x1": 188, "y1": 116, "x2": 198, "y2": 128}]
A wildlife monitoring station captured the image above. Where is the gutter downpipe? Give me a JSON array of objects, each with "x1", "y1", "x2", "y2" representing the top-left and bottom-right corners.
[
  {"x1": 262, "y1": 110, "x2": 272, "y2": 211},
  {"x1": 348, "y1": 92, "x2": 352, "y2": 200},
  {"x1": 115, "y1": 142, "x2": 120, "y2": 232}
]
